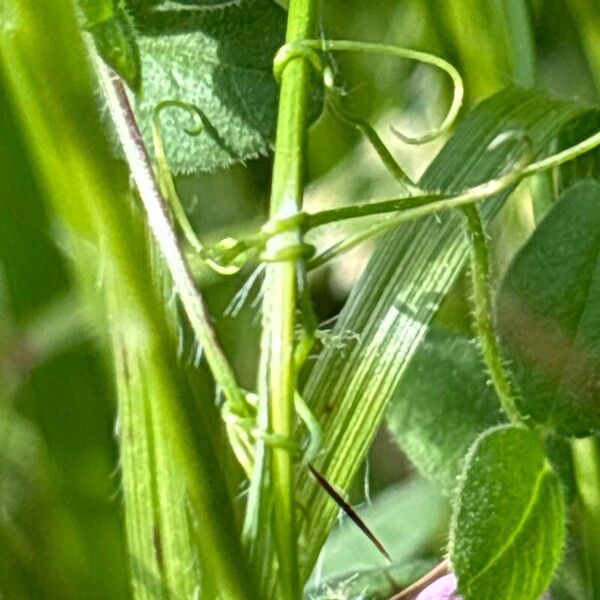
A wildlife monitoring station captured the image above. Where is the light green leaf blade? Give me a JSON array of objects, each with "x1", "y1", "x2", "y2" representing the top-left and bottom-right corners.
[
  {"x1": 450, "y1": 425, "x2": 565, "y2": 600},
  {"x1": 385, "y1": 327, "x2": 505, "y2": 492},
  {"x1": 297, "y1": 88, "x2": 588, "y2": 579},
  {"x1": 496, "y1": 181, "x2": 600, "y2": 436},
  {"x1": 133, "y1": 0, "x2": 287, "y2": 173}
]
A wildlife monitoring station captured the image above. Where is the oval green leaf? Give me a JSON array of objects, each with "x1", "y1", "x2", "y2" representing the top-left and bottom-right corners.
[
  {"x1": 133, "y1": 0, "x2": 288, "y2": 173},
  {"x1": 450, "y1": 425, "x2": 565, "y2": 600},
  {"x1": 496, "y1": 180, "x2": 600, "y2": 436},
  {"x1": 386, "y1": 327, "x2": 505, "y2": 492}
]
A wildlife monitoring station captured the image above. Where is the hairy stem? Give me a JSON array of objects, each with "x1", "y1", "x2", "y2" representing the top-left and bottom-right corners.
[
  {"x1": 461, "y1": 205, "x2": 521, "y2": 423},
  {"x1": 572, "y1": 437, "x2": 600, "y2": 600},
  {"x1": 253, "y1": 1, "x2": 316, "y2": 597},
  {"x1": 98, "y1": 65, "x2": 249, "y2": 419}
]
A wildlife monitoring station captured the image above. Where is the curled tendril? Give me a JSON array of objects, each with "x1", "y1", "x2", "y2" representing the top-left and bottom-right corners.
[
  {"x1": 151, "y1": 100, "x2": 242, "y2": 275},
  {"x1": 274, "y1": 39, "x2": 464, "y2": 146}
]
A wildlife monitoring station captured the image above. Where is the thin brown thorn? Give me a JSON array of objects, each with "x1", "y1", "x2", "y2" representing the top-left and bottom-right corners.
[{"x1": 308, "y1": 464, "x2": 391, "y2": 563}]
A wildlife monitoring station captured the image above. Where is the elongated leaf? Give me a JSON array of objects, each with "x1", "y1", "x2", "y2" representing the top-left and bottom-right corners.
[
  {"x1": 297, "y1": 88, "x2": 589, "y2": 578},
  {"x1": 496, "y1": 180, "x2": 600, "y2": 436},
  {"x1": 385, "y1": 327, "x2": 505, "y2": 492},
  {"x1": 450, "y1": 425, "x2": 565, "y2": 600},
  {"x1": 0, "y1": 3, "x2": 254, "y2": 597},
  {"x1": 133, "y1": 0, "x2": 287, "y2": 173}
]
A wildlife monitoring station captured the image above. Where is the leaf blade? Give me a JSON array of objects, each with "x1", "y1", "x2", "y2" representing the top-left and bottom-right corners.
[
  {"x1": 297, "y1": 88, "x2": 588, "y2": 578},
  {"x1": 449, "y1": 425, "x2": 565, "y2": 600},
  {"x1": 496, "y1": 180, "x2": 600, "y2": 436},
  {"x1": 133, "y1": 0, "x2": 286, "y2": 173},
  {"x1": 385, "y1": 327, "x2": 506, "y2": 492}
]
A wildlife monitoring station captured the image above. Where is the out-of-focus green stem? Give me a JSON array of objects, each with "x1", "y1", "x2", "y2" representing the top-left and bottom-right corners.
[
  {"x1": 0, "y1": 2, "x2": 254, "y2": 598},
  {"x1": 572, "y1": 437, "x2": 600, "y2": 600},
  {"x1": 499, "y1": 0, "x2": 536, "y2": 88},
  {"x1": 568, "y1": 0, "x2": 600, "y2": 96}
]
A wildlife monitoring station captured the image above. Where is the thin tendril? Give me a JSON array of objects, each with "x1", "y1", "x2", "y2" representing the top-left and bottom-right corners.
[
  {"x1": 323, "y1": 67, "x2": 417, "y2": 188},
  {"x1": 201, "y1": 120, "x2": 600, "y2": 274},
  {"x1": 151, "y1": 100, "x2": 241, "y2": 275},
  {"x1": 274, "y1": 39, "x2": 464, "y2": 145},
  {"x1": 307, "y1": 131, "x2": 534, "y2": 269}
]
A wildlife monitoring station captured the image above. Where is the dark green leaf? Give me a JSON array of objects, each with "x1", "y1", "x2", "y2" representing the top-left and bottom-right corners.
[
  {"x1": 386, "y1": 327, "x2": 505, "y2": 492},
  {"x1": 450, "y1": 425, "x2": 565, "y2": 600},
  {"x1": 496, "y1": 181, "x2": 600, "y2": 436},
  {"x1": 133, "y1": 0, "x2": 288, "y2": 172}
]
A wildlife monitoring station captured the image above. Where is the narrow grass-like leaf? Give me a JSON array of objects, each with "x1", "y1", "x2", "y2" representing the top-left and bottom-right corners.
[
  {"x1": 385, "y1": 327, "x2": 505, "y2": 492},
  {"x1": 132, "y1": 0, "x2": 287, "y2": 173},
  {"x1": 0, "y1": 3, "x2": 254, "y2": 597},
  {"x1": 496, "y1": 180, "x2": 600, "y2": 436},
  {"x1": 450, "y1": 425, "x2": 565, "y2": 600},
  {"x1": 297, "y1": 88, "x2": 589, "y2": 578}
]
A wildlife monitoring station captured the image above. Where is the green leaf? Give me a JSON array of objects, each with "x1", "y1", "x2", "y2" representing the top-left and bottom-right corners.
[
  {"x1": 297, "y1": 87, "x2": 589, "y2": 579},
  {"x1": 79, "y1": 0, "x2": 142, "y2": 91},
  {"x1": 386, "y1": 327, "x2": 506, "y2": 492},
  {"x1": 0, "y1": 2, "x2": 255, "y2": 597},
  {"x1": 133, "y1": 0, "x2": 288, "y2": 173},
  {"x1": 308, "y1": 559, "x2": 436, "y2": 600},
  {"x1": 496, "y1": 181, "x2": 600, "y2": 436},
  {"x1": 450, "y1": 425, "x2": 565, "y2": 600}
]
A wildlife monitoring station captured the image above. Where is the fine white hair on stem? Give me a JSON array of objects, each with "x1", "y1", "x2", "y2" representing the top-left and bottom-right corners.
[{"x1": 225, "y1": 264, "x2": 265, "y2": 317}]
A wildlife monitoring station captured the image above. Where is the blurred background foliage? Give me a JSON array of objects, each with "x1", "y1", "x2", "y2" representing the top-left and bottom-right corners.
[{"x1": 1, "y1": 0, "x2": 599, "y2": 597}]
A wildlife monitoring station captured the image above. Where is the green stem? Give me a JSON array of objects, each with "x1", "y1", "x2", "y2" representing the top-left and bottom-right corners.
[
  {"x1": 461, "y1": 205, "x2": 521, "y2": 423},
  {"x1": 99, "y1": 66, "x2": 249, "y2": 419},
  {"x1": 499, "y1": 0, "x2": 536, "y2": 88},
  {"x1": 255, "y1": 1, "x2": 316, "y2": 597},
  {"x1": 572, "y1": 437, "x2": 600, "y2": 599},
  {"x1": 0, "y1": 4, "x2": 254, "y2": 597}
]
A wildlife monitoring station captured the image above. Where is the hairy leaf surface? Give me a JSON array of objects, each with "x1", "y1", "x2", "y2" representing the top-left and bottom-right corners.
[
  {"x1": 496, "y1": 180, "x2": 600, "y2": 436},
  {"x1": 133, "y1": 0, "x2": 287, "y2": 172},
  {"x1": 450, "y1": 425, "x2": 565, "y2": 600},
  {"x1": 385, "y1": 327, "x2": 505, "y2": 492}
]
